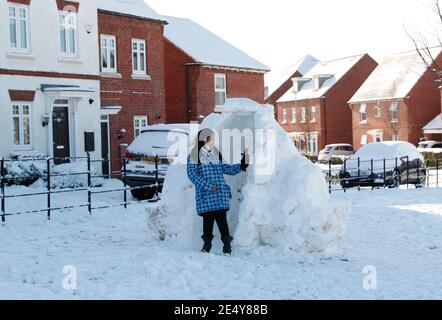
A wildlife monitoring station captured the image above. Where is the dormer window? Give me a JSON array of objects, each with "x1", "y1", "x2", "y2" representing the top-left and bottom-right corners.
[
  {"x1": 292, "y1": 77, "x2": 311, "y2": 93},
  {"x1": 312, "y1": 74, "x2": 333, "y2": 90}
]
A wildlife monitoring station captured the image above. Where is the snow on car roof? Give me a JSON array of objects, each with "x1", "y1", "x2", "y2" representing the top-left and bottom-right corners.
[
  {"x1": 97, "y1": 0, "x2": 166, "y2": 23},
  {"x1": 163, "y1": 16, "x2": 270, "y2": 72},
  {"x1": 277, "y1": 54, "x2": 366, "y2": 102},
  {"x1": 349, "y1": 47, "x2": 442, "y2": 103},
  {"x1": 352, "y1": 141, "x2": 423, "y2": 161}
]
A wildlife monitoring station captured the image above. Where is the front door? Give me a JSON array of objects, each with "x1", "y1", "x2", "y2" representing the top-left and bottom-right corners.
[
  {"x1": 52, "y1": 106, "x2": 70, "y2": 164},
  {"x1": 100, "y1": 115, "x2": 110, "y2": 177}
]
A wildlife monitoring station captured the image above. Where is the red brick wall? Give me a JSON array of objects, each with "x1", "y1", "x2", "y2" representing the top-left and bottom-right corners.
[
  {"x1": 191, "y1": 66, "x2": 265, "y2": 121},
  {"x1": 98, "y1": 12, "x2": 166, "y2": 171},
  {"x1": 325, "y1": 54, "x2": 378, "y2": 147},
  {"x1": 351, "y1": 99, "x2": 409, "y2": 150},
  {"x1": 407, "y1": 66, "x2": 442, "y2": 145},
  {"x1": 164, "y1": 39, "x2": 196, "y2": 124}
]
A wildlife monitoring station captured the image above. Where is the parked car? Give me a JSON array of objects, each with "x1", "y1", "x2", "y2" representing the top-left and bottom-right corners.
[
  {"x1": 339, "y1": 141, "x2": 426, "y2": 189},
  {"x1": 318, "y1": 144, "x2": 354, "y2": 162},
  {"x1": 123, "y1": 124, "x2": 196, "y2": 199},
  {"x1": 417, "y1": 140, "x2": 442, "y2": 153}
]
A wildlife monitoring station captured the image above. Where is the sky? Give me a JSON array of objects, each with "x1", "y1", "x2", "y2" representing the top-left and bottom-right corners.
[{"x1": 146, "y1": 0, "x2": 437, "y2": 91}]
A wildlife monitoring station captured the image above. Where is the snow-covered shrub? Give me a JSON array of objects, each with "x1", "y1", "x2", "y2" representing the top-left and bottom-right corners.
[
  {"x1": 32, "y1": 162, "x2": 104, "y2": 189},
  {"x1": 3, "y1": 159, "x2": 47, "y2": 186}
]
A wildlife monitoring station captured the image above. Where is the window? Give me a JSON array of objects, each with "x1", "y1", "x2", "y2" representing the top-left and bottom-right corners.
[
  {"x1": 134, "y1": 116, "x2": 148, "y2": 138},
  {"x1": 132, "y1": 39, "x2": 147, "y2": 75},
  {"x1": 360, "y1": 134, "x2": 368, "y2": 145},
  {"x1": 310, "y1": 106, "x2": 317, "y2": 123},
  {"x1": 359, "y1": 103, "x2": 367, "y2": 123},
  {"x1": 301, "y1": 107, "x2": 306, "y2": 122},
  {"x1": 291, "y1": 107, "x2": 296, "y2": 123},
  {"x1": 308, "y1": 134, "x2": 318, "y2": 156},
  {"x1": 392, "y1": 132, "x2": 399, "y2": 141},
  {"x1": 12, "y1": 103, "x2": 32, "y2": 148},
  {"x1": 281, "y1": 109, "x2": 288, "y2": 124},
  {"x1": 101, "y1": 35, "x2": 117, "y2": 72},
  {"x1": 375, "y1": 103, "x2": 381, "y2": 118},
  {"x1": 375, "y1": 132, "x2": 383, "y2": 142},
  {"x1": 59, "y1": 11, "x2": 77, "y2": 57},
  {"x1": 390, "y1": 101, "x2": 398, "y2": 122},
  {"x1": 214, "y1": 74, "x2": 227, "y2": 107},
  {"x1": 9, "y1": 5, "x2": 29, "y2": 52}
]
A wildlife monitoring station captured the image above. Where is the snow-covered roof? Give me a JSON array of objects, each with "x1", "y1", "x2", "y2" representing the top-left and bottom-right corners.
[
  {"x1": 97, "y1": 0, "x2": 166, "y2": 23},
  {"x1": 163, "y1": 16, "x2": 270, "y2": 72},
  {"x1": 349, "y1": 47, "x2": 442, "y2": 103},
  {"x1": 423, "y1": 113, "x2": 442, "y2": 131},
  {"x1": 265, "y1": 55, "x2": 319, "y2": 97},
  {"x1": 277, "y1": 54, "x2": 366, "y2": 102}
]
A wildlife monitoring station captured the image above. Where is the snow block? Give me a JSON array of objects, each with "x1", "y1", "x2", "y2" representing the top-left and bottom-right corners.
[{"x1": 147, "y1": 98, "x2": 349, "y2": 252}]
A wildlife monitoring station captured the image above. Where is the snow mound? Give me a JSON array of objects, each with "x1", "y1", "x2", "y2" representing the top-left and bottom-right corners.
[{"x1": 147, "y1": 99, "x2": 349, "y2": 252}]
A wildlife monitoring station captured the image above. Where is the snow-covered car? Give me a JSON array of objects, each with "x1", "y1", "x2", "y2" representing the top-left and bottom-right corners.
[
  {"x1": 417, "y1": 140, "x2": 442, "y2": 154},
  {"x1": 123, "y1": 124, "x2": 196, "y2": 199},
  {"x1": 318, "y1": 144, "x2": 354, "y2": 162},
  {"x1": 339, "y1": 141, "x2": 426, "y2": 188}
]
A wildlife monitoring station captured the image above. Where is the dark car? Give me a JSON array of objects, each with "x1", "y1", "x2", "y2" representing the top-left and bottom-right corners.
[{"x1": 339, "y1": 141, "x2": 426, "y2": 189}]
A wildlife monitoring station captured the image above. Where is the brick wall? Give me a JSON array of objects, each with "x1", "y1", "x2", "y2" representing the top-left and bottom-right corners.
[
  {"x1": 325, "y1": 54, "x2": 378, "y2": 147},
  {"x1": 98, "y1": 12, "x2": 166, "y2": 171}
]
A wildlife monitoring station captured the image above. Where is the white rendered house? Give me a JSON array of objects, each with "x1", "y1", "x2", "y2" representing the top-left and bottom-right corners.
[{"x1": 0, "y1": 0, "x2": 101, "y2": 163}]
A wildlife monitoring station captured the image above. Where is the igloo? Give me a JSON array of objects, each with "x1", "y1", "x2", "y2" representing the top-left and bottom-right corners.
[{"x1": 146, "y1": 98, "x2": 349, "y2": 252}]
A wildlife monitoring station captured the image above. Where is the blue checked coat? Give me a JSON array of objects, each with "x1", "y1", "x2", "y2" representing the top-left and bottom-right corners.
[{"x1": 187, "y1": 155, "x2": 242, "y2": 215}]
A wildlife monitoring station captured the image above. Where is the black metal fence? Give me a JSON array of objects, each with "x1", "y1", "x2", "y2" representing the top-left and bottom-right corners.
[
  {"x1": 323, "y1": 156, "x2": 441, "y2": 193},
  {"x1": 0, "y1": 154, "x2": 166, "y2": 223}
]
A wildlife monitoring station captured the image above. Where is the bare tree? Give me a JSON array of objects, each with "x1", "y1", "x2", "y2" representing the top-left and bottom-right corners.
[{"x1": 406, "y1": 0, "x2": 442, "y2": 81}]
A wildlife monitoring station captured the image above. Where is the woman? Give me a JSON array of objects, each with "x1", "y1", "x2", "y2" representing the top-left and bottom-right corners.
[{"x1": 187, "y1": 129, "x2": 248, "y2": 255}]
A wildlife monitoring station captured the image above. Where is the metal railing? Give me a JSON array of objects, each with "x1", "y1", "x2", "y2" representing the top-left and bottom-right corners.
[
  {"x1": 0, "y1": 154, "x2": 166, "y2": 223},
  {"x1": 323, "y1": 156, "x2": 441, "y2": 193}
]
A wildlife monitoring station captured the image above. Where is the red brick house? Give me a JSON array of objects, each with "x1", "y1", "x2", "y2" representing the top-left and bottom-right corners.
[
  {"x1": 163, "y1": 16, "x2": 270, "y2": 123},
  {"x1": 97, "y1": 0, "x2": 167, "y2": 173},
  {"x1": 422, "y1": 86, "x2": 442, "y2": 141},
  {"x1": 276, "y1": 54, "x2": 378, "y2": 158},
  {"x1": 349, "y1": 48, "x2": 442, "y2": 150},
  {"x1": 265, "y1": 55, "x2": 318, "y2": 109}
]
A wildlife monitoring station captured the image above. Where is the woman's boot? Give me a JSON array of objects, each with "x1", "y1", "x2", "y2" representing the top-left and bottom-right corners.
[
  {"x1": 221, "y1": 236, "x2": 234, "y2": 255},
  {"x1": 201, "y1": 235, "x2": 214, "y2": 253}
]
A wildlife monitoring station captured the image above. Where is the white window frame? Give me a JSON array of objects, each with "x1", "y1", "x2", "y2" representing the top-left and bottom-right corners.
[
  {"x1": 308, "y1": 133, "x2": 319, "y2": 156},
  {"x1": 59, "y1": 11, "x2": 78, "y2": 57},
  {"x1": 359, "y1": 103, "x2": 367, "y2": 123},
  {"x1": 375, "y1": 103, "x2": 381, "y2": 118},
  {"x1": 291, "y1": 107, "x2": 296, "y2": 123},
  {"x1": 310, "y1": 106, "x2": 317, "y2": 123},
  {"x1": 281, "y1": 109, "x2": 288, "y2": 124},
  {"x1": 8, "y1": 4, "x2": 30, "y2": 53},
  {"x1": 392, "y1": 132, "x2": 399, "y2": 141},
  {"x1": 360, "y1": 134, "x2": 368, "y2": 145},
  {"x1": 12, "y1": 102, "x2": 32, "y2": 149},
  {"x1": 101, "y1": 35, "x2": 117, "y2": 73},
  {"x1": 134, "y1": 116, "x2": 148, "y2": 138},
  {"x1": 301, "y1": 107, "x2": 307, "y2": 123},
  {"x1": 214, "y1": 74, "x2": 227, "y2": 108},
  {"x1": 390, "y1": 101, "x2": 398, "y2": 123},
  {"x1": 132, "y1": 39, "x2": 147, "y2": 75},
  {"x1": 375, "y1": 132, "x2": 384, "y2": 142}
]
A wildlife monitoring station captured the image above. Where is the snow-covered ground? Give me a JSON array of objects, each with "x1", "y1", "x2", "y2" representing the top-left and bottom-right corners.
[{"x1": 0, "y1": 182, "x2": 442, "y2": 299}]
